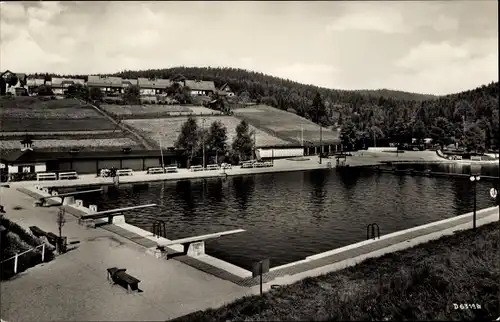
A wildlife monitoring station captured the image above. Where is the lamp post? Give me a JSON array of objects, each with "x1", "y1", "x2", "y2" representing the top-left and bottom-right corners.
[{"x1": 469, "y1": 174, "x2": 481, "y2": 231}]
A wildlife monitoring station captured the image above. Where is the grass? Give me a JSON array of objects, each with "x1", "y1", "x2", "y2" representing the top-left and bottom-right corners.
[
  {"x1": 0, "y1": 130, "x2": 126, "y2": 140},
  {"x1": 233, "y1": 105, "x2": 340, "y2": 144},
  {"x1": 171, "y1": 222, "x2": 499, "y2": 321},
  {"x1": 101, "y1": 104, "x2": 225, "y2": 119},
  {"x1": 0, "y1": 97, "x2": 118, "y2": 131},
  {"x1": 124, "y1": 116, "x2": 289, "y2": 148}
]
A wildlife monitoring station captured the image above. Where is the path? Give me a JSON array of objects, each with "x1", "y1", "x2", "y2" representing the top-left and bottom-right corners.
[{"x1": 0, "y1": 187, "x2": 253, "y2": 322}]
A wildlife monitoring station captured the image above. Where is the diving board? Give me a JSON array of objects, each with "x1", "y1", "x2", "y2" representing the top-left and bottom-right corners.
[
  {"x1": 80, "y1": 204, "x2": 157, "y2": 225},
  {"x1": 156, "y1": 229, "x2": 245, "y2": 258},
  {"x1": 37, "y1": 189, "x2": 103, "y2": 207}
]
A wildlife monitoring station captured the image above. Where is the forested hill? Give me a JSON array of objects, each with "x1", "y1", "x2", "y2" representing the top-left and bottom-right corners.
[{"x1": 113, "y1": 66, "x2": 437, "y2": 105}]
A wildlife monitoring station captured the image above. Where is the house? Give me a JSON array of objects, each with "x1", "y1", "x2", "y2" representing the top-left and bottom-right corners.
[
  {"x1": 51, "y1": 77, "x2": 85, "y2": 95},
  {"x1": 138, "y1": 78, "x2": 172, "y2": 96},
  {"x1": 184, "y1": 80, "x2": 216, "y2": 96},
  {"x1": 87, "y1": 75, "x2": 123, "y2": 95},
  {"x1": 26, "y1": 77, "x2": 45, "y2": 90},
  {"x1": 1, "y1": 70, "x2": 27, "y2": 96},
  {"x1": 218, "y1": 83, "x2": 235, "y2": 97}
]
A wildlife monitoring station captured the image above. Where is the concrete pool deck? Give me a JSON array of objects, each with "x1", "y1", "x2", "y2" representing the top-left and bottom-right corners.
[
  {"x1": 0, "y1": 186, "x2": 255, "y2": 322},
  {"x1": 13, "y1": 185, "x2": 500, "y2": 290},
  {"x1": 2, "y1": 167, "x2": 499, "y2": 321}
]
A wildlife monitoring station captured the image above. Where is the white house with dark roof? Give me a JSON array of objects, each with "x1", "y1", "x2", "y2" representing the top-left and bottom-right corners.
[
  {"x1": 1, "y1": 70, "x2": 28, "y2": 96},
  {"x1": 184, "y1": 80, "x2": 216, "y2": 96},
  {"x1": 218, "y1": 83, "x2": 235, "y2": 97},
  {"x1": 138, "y1": 78, "x2": 172, "y2": 95}
]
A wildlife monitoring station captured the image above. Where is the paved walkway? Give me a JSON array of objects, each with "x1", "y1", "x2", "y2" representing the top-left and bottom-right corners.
[
  {"x1": 17, "y1": 187, "x2": 499, "y2": 289},
  {"x1": 0, "y1": 187, "x2": 253, "y2": 322}
]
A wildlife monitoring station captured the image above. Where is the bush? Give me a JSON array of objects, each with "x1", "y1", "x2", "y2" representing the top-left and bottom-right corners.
[
  {"x1": 1, "y1": 217, "x2": 55, "y2": 280},
  {"x1": 9, "y1": 172, "x2": 37, "y2": 182}
]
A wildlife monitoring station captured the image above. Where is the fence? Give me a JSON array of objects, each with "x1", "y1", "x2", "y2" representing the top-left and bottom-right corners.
[{"x1": 0, "y1": 243, "x2": 46, "y2": 276}]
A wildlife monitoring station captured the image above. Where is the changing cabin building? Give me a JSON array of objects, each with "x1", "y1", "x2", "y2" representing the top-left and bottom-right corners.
[{"x1": 0, "y1": 137, "x2": 188, "y2": 181}]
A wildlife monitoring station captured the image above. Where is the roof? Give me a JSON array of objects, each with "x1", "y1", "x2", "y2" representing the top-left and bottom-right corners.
[
  {"x1": 220, "y1": 83, "x2": 233, "y2": 92},
  {"x1": 1, "y1": 149, "x2": 187, "y2": 164},
  {"x1": 26, "y1": 78, "x2": 45, "y2": 86},
  {"x1": 122, "y1": 79, "x2": 138, "y2": 87},
  {"x1": 138, "y1": 78, "x2": 172, "y2": 89},
  {"x1": 184, "y1": 80, "x2": 216, "y2": 92},
  {"x1": 87, "y1": 75, "x2": 122, "y2": 88},
  {"x1": 52, "y1": 78, "x2": 85, "y2": 87}
]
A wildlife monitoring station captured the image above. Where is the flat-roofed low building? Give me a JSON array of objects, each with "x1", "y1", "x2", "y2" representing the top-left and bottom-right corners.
[{"x1": 0, "y1": 139, "x2": 188, "y2": 179}]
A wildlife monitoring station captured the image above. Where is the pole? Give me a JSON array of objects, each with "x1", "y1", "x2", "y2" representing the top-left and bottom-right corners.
[
  {"x1": 159, "y1": 133, "x2": 165, "y2": 170},
  {"x1": 473, "y1": 181, "x2": 477, "y2": 231},
  {"x1": 259, "y1": 261, "x2": 263, "y2": 296},
  {"x1": 319, "y1": 124, "x2": 323, "y2": 164},
  {"x1": 202, "y1": 119, "x2": 206, "y2": 169},
  {"x1": 42, "y1": 244, "x2": 45, "y2": 262},
  {"x1": 14, "y1": 253, "x2": 18, "y2": 274},
  {"x1": 253, "y1": 130, "x2": 256, "y2": 160}
]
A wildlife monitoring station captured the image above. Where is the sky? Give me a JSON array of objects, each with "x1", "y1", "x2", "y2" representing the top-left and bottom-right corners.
[{"x1": 0, "y1": 1, "x2": 497, "y2": 95}]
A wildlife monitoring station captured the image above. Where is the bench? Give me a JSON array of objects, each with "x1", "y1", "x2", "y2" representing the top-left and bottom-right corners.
[
  {"x1": 253, "y1": 162, "x2": 265, "y2": 168},
  {"x1": 147, "y1": 167, "x2": 165, "y2": 174},
  {"x1": 165, "y1": 166, "x2": 178, "y2": 173},
  {"x1": 107, "y1": 267, "x2": 140, "y2": 293},
  {"x1": 220, "y1": 163, "x2": 232, "y2": 169},
  {"x1": 241, "y1": 162, "x2": 253, "y2": 169},
  {"x1": 37, "y1": 173, "x2": 57, "y2": 181},
  {"x1": 58, "y1": 171, "x2": 78, "y2": 180},
  {"x1": 29, "y1": 226, "x2": 46, "y2": 238},
  {"x1": 205, "y1": 164, "x2": 219, "y2": 171},
  {"x1": 190, "y1": 165, "x2": 203, "y2": 172},
  {"x1": 116, "y1": 169, "x2": 133, "y2": 176}
]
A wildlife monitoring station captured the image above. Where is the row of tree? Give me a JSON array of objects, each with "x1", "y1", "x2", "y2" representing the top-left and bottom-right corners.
[{"x1": 175, "y1": 116, "x2": 254, "y2": 166}]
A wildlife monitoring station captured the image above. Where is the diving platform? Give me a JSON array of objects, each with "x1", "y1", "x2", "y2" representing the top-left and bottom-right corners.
[
  {"x1": 155, "y1": 229, "x2": 246, "y2": 258},
  {"x1": 36, "y1": 189, "x2": 103, "y2": 207},
  {"x1": 79, "y1": 204, "x2": 158, "y2": 226}
]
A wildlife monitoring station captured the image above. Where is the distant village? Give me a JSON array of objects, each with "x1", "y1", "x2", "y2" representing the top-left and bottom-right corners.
[{"x1": 0, "y1": 70, "x2": 236, "y2": 98}]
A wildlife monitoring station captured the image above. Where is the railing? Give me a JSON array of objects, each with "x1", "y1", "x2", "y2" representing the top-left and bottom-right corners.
[
  {"x1": 0, "y1": 244, "x2": 46, "y2": 275},
  {"x1": 366, "y1": 223, "x2": 380, "y2": 240},
  {"x1": 37, "y1": 172, "x2": 57, "y2": 181}
]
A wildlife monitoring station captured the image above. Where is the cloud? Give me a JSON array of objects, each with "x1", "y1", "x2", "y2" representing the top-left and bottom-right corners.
[
  {"x1": 0, "y1": 1, "x2": 496, "y2": 95},
  {"x1": 326, "y1": 2, "x2": 459, "y2": 34},
  {"x1": 0, "y1": 2, "x2": 26, "y2": 21},
  {"x1": 388, "y1": 38, "x2": 498, "y2": 94}
]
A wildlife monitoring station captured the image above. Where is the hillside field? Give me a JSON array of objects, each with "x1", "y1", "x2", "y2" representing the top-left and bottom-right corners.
[
  {"x1": 233, "y1": 105, "x2": 340, "y2": 144},
  {"x1": 124, "y1": 116, "x2": 290, "y2": 148},
  {"x1": 0, "y1": 97, "x2": 143, "y2": 151},
  {"x1": 101, "y1": 104, "x2": 223, "y2": 119}
]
